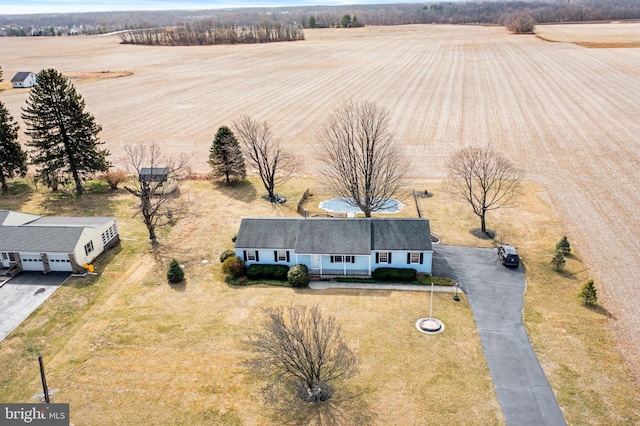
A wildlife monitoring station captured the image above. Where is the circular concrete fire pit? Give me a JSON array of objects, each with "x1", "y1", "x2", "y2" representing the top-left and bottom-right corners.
[{"x1": 416, "y1": 317, "x2": 444, "y2": 334}]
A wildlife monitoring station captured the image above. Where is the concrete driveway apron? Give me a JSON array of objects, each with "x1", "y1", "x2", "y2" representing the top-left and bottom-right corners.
[
  {"x1": 0, "y1": 272, "x2": 71, "y2": 343},
  {"x1": 433, "y1": 245, "x2": 566, "y2": 426}
]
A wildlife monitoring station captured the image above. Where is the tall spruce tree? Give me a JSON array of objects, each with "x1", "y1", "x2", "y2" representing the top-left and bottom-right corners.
[
  {"x1": 21, "y1": 68, "x2": 110, "y2": 195},
  {"x1": 0, "y1": 100, "x2": 27, "y2": 192},
  {"x1": 209, "y1": 126, "x2": 246, "y2": 183}
]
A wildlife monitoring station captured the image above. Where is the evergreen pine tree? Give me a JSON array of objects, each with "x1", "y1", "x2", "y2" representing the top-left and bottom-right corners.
[
  {"x1": 167, "y1": 259, "x2": 185, "y2": 284},
  {"x1": 556, "y1": 235, "x2": 571, "y2": 255},
  {"x1": 552, "y1": 249, "x2": 566, "y2": 271},
  {"x1": 580, "y1": 280, "x2": 597, "y2": 306},
  {"x1": 21, "y1": 68, "x2": 110, "y2": 195},
  {"x1": 209, "y1": 126, "x2": 246, "y2": 183},
  {"x1": 0, "y1": 100, "x2": 27, "y2": 192}
]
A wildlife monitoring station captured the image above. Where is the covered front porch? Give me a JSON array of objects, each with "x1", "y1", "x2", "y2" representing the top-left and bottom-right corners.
[{"x1": 303, "y1": 253, "x2": 372, "y2": 278}]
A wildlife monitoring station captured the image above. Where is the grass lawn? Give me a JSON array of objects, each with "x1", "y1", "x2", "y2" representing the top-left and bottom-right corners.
[
  {"x1": 0, "y1": 178, "x2": 501, "y2": 425},
  {"x1": 418, "y1": 180, "x2": 640, "y2": 424},
  {"x1": 0, "y1": 177, "x2": 638, "y2": 424}
]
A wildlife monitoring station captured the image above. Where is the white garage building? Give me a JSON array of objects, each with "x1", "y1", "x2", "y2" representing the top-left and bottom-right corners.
[{"x1": 0, "y1": 210, "x2": 120, "y2": 275}]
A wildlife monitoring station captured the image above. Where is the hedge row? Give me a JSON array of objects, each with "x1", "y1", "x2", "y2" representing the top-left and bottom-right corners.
[
  {"x1": 247, "y1": 264, "x2": 289, "y2": 281},
  {"x1": 372, "y1": 267, "x2": 417, "y2": 282}
]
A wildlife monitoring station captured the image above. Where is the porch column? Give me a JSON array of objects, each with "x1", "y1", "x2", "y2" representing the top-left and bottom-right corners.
[{"x1": 368, "y1": 255, "x2": 371, "y2": 275}]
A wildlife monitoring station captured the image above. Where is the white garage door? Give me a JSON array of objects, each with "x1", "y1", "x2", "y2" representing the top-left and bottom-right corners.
[
  {"x1": 48, "y1": 255, "x2": 73, "y2": 272},
  {"x1": 21, "y1": 254, "x2": 45, "y2": 272}
]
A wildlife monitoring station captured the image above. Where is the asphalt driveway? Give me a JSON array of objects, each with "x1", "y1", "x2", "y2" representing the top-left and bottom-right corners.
[
  {"x1": 432, "y1": 245, "x2": 566, "y2": 426},
  {"x1": 0, "y1": 272, "x2": 71, "y2": 343}
]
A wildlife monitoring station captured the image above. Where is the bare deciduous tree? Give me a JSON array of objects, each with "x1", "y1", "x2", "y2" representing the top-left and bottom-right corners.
[
  {"x1": 233, "y1": 115, "x2": 296, "y2": 202},
  {"x1": 317, "y1": 101, "x2": 408, "y2": 217},
  {"x1": 447, "y1": 146, "x2": 522, "y2": 234},
  {"x1": 123, "y1": 142, "x2": 189, "y2": 241},
  {"x1": 245, "y1": 305, "x2": 358, "y2": 403}
]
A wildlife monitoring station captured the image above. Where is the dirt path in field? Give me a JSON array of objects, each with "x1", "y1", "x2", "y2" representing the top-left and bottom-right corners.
[{"x1": 1, "y1": 24, "x2": 639, "y2": 382}]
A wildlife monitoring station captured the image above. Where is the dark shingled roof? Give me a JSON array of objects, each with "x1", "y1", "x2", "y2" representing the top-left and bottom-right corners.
[
  {"x1": 235, "y1": 218, "x2": 431, "y2": 255},
  {"x1": 0, "y1": 226, "x2": 83, "y2": 253},
  {"x1": 140, "y1": 167, "x2": 169, "y2": 182},
  {"x1": 11, "y1": 71, "x2": 33, "y2": 83}
]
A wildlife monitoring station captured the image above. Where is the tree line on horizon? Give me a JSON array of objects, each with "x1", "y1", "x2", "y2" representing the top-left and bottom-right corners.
[
  {"x1": 119, "y1": 21, "x2": 304, "y2": 46},
  {"x1": 1, "y1": 0, "x2": 639, "y2": 37}
]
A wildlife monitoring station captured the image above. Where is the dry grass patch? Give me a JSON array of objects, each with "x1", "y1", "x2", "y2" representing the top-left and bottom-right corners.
[
  {"x1": 422, "y1": 179, "x2": 640, "y2": 423},
  {"x1": 0, "y1": 178, "x2": 501, "y2": 425},
  {"x1": 535, "y1": 22, "x2": 640, "y2": 47},
  {"x1": 0, "y1": 177, "x2": 638, "y2": 424},
  {"x1": 65, "y1": 71, "x2": 134, "y2": 84}
]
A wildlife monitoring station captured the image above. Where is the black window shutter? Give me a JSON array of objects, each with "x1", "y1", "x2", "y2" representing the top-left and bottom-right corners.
[
  {"x1": 243, "y1": 250, "x2": 247, "y2": 261},
  {"x1": 256, "y1": 251, "x2": 259, "y2": 262},
  {"x1": 375, "y1": 253, "x2": 379, "y2": 263},
  {"x1": 330, "y1": 256, "x2": 334, "y2": 263},
  {"x1": 351, "y1": 256, "x2": 355, "y2": 263},
  {"x1": 407, "y1": 253, "x2": 411, "y2": 264},
  {"x1": 388, "y1": 253, "x2": 392, "y2": 263},
  {"x1": 286, "y1": 251, "x2": 290, "y2": 262},
  {"x1": 420, "y1": 253, "x2": 423, "y2": 264},
  {"x1": 274, "y1": 251, "x2": 278, "y2": 262}
]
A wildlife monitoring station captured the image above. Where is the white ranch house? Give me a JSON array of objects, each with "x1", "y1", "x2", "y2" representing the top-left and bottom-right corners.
[
  {"x1": 0, "y1": 210, "x2": 120, "y2": 276},
  {"x1": 234, "y1": 218, "x2": 432, "y2": 277},
  {"x1": 10, "y1": 71, "x2": 37, "y2": 88}
]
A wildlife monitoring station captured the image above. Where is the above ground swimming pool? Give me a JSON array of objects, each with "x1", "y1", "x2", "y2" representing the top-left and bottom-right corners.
[{"x1": 318, "y1": 198, "x2": 404, "y2": 214}]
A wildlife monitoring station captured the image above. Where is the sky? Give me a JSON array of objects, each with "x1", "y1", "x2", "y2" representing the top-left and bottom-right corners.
[{"x1": 0, "y1": 0, "x2": 431, "y2": 15}]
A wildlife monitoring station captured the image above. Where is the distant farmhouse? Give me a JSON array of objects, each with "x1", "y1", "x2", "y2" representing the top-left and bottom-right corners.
[
  {"x1": 10, "y1": 71, "x2": 36, "y2": 88},
  {"x1": 139, "y1": 167, "x2": 177, "y2": 195},
  {"x1": 235, "y1": 218, "x2": 433, "y2": 277},
  {"x1": 0, "y1": 210, "x2": 119, "y2": 276}
]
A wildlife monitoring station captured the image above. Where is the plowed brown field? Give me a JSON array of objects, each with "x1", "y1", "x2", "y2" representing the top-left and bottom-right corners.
[{"x1": 1, "y1": 24, "x2": 640, "y2": 382}]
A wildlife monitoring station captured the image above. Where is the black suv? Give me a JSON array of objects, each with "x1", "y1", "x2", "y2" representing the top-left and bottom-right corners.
[{"x1": 498, "y1": 245, "x2": 520, "y2": 267}]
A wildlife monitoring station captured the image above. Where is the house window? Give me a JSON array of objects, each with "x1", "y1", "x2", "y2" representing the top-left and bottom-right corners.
[
  {"x1": 276, "y1": 250, "x2": 287, "y2": 262},
  {"x1": 84, "y1": 241, "x2": 94, "y2": 256},
  {"x1": 247, "y1": 250, "x2": 257, "y2": 261},
  {"x1": 101, "y1": 224, "x2": 118, "y2": 245},
  {"x1": 8, "y1": 253, "x2": 15, "y2": 262},
  {"x1": 331, "y1": 255, "x2": 353, "y2": 263},
  {"x1": 410, "y1": 252, "x2": 420, "y2": 264},
  {"x1": 378, "y1": 252, "x2": 390, "y2": 263}
]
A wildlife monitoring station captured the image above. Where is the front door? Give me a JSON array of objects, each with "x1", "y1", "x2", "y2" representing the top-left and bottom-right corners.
[
  {"x1": 1, "y1": 253, "x2": 9, "y2": 268},
  {"x1": 311, "y1": 255, "x2": 321, "y2": 270}
]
